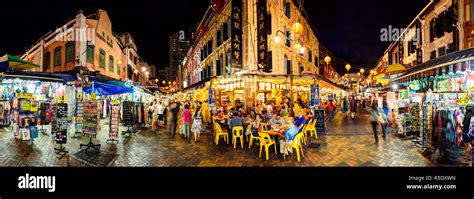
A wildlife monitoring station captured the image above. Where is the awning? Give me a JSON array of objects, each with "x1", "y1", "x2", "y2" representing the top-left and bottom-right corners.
[
  {"x1": 83, "y1": 77, "x2": 134, "y2": 96},
  {"x1": 377, "y1": 76, "x2": 390, "y2": 84},
  {"x1": 394, "y1": 47, "x2": 474, "y2": 81},
  {"x1": 382, "y1": 64, "x2": 406, "y2": 76},
  {"x1": 1, "y1": 70, "x2": 65, "y2": 83},
  {"x1": 0, "y1": 54, "x2": 40, "y2": 71},
  {"x1": 374, "y1": 73, "x2": 386, "y2": 80}
]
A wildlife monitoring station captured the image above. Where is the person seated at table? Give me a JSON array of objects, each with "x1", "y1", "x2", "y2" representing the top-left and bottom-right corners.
[
  {"x1": 270, "y1": 113, "x2": 286, "y2": 127},
  {"x1": 294, "y1": 110, "x2": 306, "y2": 133},
  {"x1": 280, "y1": 118, "x2": 299, "y2": 155},
  {"x1": 229, "y1": 112, "x2": 245, "y2": 132},
  {"x1": 251, "y1": 115, "x2": 262, "y2": 137}
]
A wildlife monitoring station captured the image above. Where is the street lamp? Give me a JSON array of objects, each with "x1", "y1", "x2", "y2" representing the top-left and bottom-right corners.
[
  {"x1": 324, "y1": 56, "x2": 331, "y2": 65},
  {"x1": 274, "y1": 35, "x2": 281, "y2": 45},
  {"x1": 141, "y1": 66, "x2": 147, "y2": 72},
  {"x1": 145, "y1": 71, "x2": 149, "y2": 76},
  {"x1": 360, "y1": 68, "x2": 365, "y2": 75}
]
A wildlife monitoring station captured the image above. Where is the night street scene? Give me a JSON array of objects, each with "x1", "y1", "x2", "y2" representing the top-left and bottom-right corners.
[{"x1": 0, "y1": 0, "x2": 473, "y2": 170}]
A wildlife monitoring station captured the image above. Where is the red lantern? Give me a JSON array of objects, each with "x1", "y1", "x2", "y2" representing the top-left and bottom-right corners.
[{"x1": 212, "y1": 0, "x2": 225, "y2": 13}]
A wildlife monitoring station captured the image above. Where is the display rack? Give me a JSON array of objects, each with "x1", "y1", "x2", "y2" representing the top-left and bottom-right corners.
[
  {"x1": 53, "y1": 102, "x2": 68, "y2": 156},
  {"x1": 12, "y1": 94, "x2": 39, "y2": 144},
  {"x1": 73, "y1": 98, "x2": 84, "y2": 138},
  {"x1": 107, "y1": 103, "x2": 120, "y2": 144},
  {"x1": 420, "y1": 104, "x2": 434, "y2": 150},
  {"x1": 81, "y1": 100, "x2": 101, "y2": 152}
]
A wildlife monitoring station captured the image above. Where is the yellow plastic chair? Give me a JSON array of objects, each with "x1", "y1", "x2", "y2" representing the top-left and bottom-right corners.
[
  {"x1": 259, "y1": 132, "x2": 277, "y2": 160},
  {"x1": 214, "y1": 122, "x2": 229, "y2": 145},
  {"x1": 232, "y1": 126, "x2": 244, "y2": 149},
  {"x1": 283, "y1": 133, "x2": 305, "y2": 162},
  {"x1": 301, "y1": 119, "x2": 313, "y2": 145},
  {"x1": 247, "y1": 125, "x2": 260, "y2": 148},
  {"x1": 305, "y1": 119, "x2": 317, "y2": 139}
]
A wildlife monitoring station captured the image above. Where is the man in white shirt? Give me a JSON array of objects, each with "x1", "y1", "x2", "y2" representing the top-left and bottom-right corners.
[{"x1": 157, "y1": 102, "x2": 164, "y2": 127}]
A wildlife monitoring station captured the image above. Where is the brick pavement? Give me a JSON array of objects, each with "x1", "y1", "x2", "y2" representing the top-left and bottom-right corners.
[{"x1": 0, "y1": 111, "x2": 468, "y2": 167}]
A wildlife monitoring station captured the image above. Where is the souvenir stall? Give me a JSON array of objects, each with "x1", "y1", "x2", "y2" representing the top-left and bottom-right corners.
[
  {"x1": 391, "y1": 49, "x2": 474, "y2": 164},
  {"x1": 11, "y1": 93, "x2": 38, "y2": 143}
]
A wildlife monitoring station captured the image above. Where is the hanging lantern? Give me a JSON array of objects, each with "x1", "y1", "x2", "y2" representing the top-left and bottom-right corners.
[
  {"x1": 291, "y1": 22, "x2": 303, "y2": 34},
  {"x1": 345, "y1": 64, "x2": 351, "y2": 72}
]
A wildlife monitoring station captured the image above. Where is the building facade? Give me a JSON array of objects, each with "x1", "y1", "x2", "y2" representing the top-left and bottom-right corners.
[
  {"x1": 373, "y1": 0, "x2": 468, "y2": 78},
  {"x1": 20, "y1": 10, "x2": 151, "y2": 86},
  {"x1": 169, "y1": 31, "x2": 190, "y2": 84},
  {"x1": 180, "y1": 0, "x2": 332, "y2": 106}
]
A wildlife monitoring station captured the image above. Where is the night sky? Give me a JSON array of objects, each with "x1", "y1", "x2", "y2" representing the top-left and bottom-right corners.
[{"x1": 0, "y1": 0, "x2": 430, "y2": 73}]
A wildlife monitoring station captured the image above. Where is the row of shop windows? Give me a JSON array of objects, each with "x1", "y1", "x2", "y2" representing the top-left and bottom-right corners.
[
  {"x1": 429, "y1": 6, "x2": 455, "y2": 43},
  {"x1": 201, "y1": 18, "x2": 231, "y2": 62},
  {"x1": 42, "y1": 42, "x2": 120, "y2": 75}
]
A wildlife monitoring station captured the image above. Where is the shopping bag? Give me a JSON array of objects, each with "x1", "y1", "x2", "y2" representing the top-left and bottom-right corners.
[{"x1": 179, "y1": 125, "x2": 184, "y2": 135}]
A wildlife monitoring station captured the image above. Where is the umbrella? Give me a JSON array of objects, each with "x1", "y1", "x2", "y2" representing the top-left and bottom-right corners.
[
  {"x1": 0, "y1": 54, "x2": 40, "y2": 71},
  {"x1": 382, "y1": 64, "x2": 407, "y2": 76}
]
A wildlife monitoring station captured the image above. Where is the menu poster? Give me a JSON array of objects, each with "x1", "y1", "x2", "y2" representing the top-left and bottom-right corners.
[
  {"x1": 314, "y1": 109, "x2": 326, "y2": 132},
  {"x1": 109, "y1": 105, "x2": 120, "y2": 139},
  {"x1": 55, "y1": 103, "x2": 68, "y2": 144},
  {"x1": 122, "y1": 101, "x2": 133, "y2": 126}
]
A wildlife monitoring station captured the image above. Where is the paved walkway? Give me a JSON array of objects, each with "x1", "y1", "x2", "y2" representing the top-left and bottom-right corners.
[{"x1": 0, "y1": 111, "x2": 467, "y2": 167}]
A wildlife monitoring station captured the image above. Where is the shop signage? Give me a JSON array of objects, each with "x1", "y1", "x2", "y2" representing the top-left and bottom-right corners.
[
  {"x1": 231, "y1": 0, "x2": 243, "y2": 69},
  {"x1": 57, "y1": 96, "x2": 66, "y2": 103},
  {"x1": 90, "y1": 93, "x2": 96, "y2": 100},
  {"x1": 257, "y1": 0, "x2": 269, "y2": 72},
  {"x1": 310, "y1": 84, "x2": 320, "y2": 107},
  {"x1": 208, "y1": 88, "x2": 216, "y2": 111},
  {"x1": 76, "y1": 93, "x2": 83, "y2": 100},
  {"x1": 21, "y1": 101, "x2": 31, "y2": 111},
  {"x1": 30, "y1": 101, "x2": 38, "y2": 112},
  {"x1": 18, "y1": 93, "x2": 33, "y2": 99}
]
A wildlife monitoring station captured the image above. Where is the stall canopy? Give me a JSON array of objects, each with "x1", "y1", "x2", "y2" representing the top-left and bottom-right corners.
[
  {"x1": 382, "y1": 64, "x2": 407, "y2": 76},
  {"x1": 83, "y1": 77, "x2": 134, "y2": 96},
  {"x1": 2, "y1": 70, "x2": 65, "y2": 83},
  {"x1": 0, "y1": 54, "x2": 40, "y2": 71}
]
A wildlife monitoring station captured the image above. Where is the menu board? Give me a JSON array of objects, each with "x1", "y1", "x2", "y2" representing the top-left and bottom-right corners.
[
  {"x1": 83, "y1": 100, "x2": 99, "y2": 136},
  {"x1": 109, "y1": 105, "x2": 120, "y2": 139},
  {"x1": 122, "y1": 101, "x2": 133, "y2": 126},
  {"x1": 314, "y1": 109, "x2": 326, "y2": 132},
  {"x1": 55, "y1": 103, "x2": 68, "y2": 144}
]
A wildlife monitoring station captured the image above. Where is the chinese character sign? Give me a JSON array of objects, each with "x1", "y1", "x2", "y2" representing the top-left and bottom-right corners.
[
  {"x1": 310, "y1": 84, "x2": 320, "y2": 107},
  {"x1": 257, "y1": 0, "x2": 268, "y2": 70},
  {"x1": 231, "y1": 0, "x2": 243, "y2": 68},
  {"x1": 209, "y1": 88, "x2": 216, "y2": 111}
]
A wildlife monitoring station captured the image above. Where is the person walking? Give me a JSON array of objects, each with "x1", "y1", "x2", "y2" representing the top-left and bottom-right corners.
[
  {"x1": 461, "y1": 106, "x2": 473, "y2": 165},
  {"x1": 191, "y1": 107, "x2": 203, "y2": 142},
  {"x1": 169, "y1": 101, "x2": 180, "y2": 137},
  {"x1": 378, "y1": 107, "x2": 388, "y2": 138},
  {"x1": 182, "y1": 104, "x2": 192, "y2": 142},
  {"x1": 342, "y1": 97, "x2": 349, "y2": 118},
  {"x1": 371, "y1": 104, "x2": 380, "y2": 144},
  {"x1": 157, "y1": 102, "x2": 165, "y2": 127},
  {"x1": 350, "y1": 97, "x2": 357, "y2": 119},
  {"x1": 328, "y1": 100, "x2": 335, "y2": 121}
]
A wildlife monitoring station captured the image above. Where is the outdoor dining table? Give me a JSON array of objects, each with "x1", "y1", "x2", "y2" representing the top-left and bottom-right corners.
[{"x1": 259, "y1": 127, "x2": 286, "y2": 154}]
